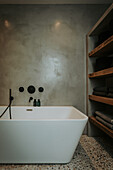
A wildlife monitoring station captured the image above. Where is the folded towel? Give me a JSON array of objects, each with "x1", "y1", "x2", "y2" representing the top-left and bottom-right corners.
[
  {"x1": 93, "y1": 91, "x2": 107, "y2": 97},
  {"x1": 108, "y1": 87, "x2": 113, "y2": 93},
  {"x1": 95, "y1": 111, "x2": 113, "y2": 124},
  {"x1": 96, "y1": 116, "x2": 113, "y2": 130},
  {"x1": 107, "y1": 93, "x2": 113, "y2": 98},
  {"x1": 93, "y1": 86, "x2": 108, "y2": 92}
]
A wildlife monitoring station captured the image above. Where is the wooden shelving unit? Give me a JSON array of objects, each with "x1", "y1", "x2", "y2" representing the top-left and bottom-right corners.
[
  {"x1": 89, "y1": 95, "x2": 113, "y2": 106},
  {"x1": 86, "y1": 3, "x2": 113, "y2": 138},
  {"x1": 89, "y1": 116, "x2": 113, "y2": 138},
  {"x1": 89, "y1": 35, "x2": 113, "y2": 57},
  {"x1": 89, "y1": 67, "x2": 113, "y2": 78}
]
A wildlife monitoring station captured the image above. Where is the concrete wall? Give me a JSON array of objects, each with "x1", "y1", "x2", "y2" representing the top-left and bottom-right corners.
[{"x1": 0, "y1": 4, "x2": 108, "y2": 112}]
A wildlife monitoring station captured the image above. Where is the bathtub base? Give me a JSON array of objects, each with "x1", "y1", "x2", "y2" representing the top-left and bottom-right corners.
[
  {"x1": 0, "y1": 106, "x2": 88, "y2": 164},
  {"x1": 0, "y1": 121, "x2": 84, "y2": 164}
]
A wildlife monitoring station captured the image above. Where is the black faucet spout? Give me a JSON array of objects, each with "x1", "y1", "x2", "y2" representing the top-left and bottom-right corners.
[{"x1": 29, "y1": 97, "x2": 33, "y2": 102}]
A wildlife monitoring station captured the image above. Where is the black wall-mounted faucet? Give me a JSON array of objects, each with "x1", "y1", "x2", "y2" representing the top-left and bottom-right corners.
[{"x1": 29, "y1": 97, "x2": 33, "y2": 102}]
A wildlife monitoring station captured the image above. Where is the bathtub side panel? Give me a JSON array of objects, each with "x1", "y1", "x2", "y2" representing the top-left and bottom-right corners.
[{"x1": 0, "y1": 120, "x2": 87, "y2": 163}]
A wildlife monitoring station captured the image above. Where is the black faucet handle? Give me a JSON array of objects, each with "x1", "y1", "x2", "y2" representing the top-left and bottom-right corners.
[{"x1": 38, "y1": 87, "x2": 44, "y2": 93}]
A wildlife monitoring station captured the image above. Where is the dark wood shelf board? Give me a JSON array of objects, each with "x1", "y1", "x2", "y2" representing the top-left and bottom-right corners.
[
  {"x1": 89, "y1": 67, "x2": 113, "y2": 78},
  {"x1": 89, "y1": 116, "x2": 113, "y2": 138},
  {"x1": 89, "y1": 95, "x2": 113, "y2": 106},
  {"x1": 89, "y1": 35, "x2": 113, "y2": 57}
]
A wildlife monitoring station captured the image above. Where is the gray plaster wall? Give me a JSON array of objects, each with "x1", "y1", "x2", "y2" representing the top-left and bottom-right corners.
[{"x1": 0, "y1": 4, "x2": 108, "y2": 112}]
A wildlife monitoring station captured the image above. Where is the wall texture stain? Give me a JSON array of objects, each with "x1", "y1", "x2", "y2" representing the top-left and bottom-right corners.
[{"x1": 0, "y1": 4, "x2": 108, "y2": 113}]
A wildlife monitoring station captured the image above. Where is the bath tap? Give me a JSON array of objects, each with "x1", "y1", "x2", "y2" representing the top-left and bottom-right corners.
[{"x1": 29, "y1": 97, "x2": 33, "y2": 102}]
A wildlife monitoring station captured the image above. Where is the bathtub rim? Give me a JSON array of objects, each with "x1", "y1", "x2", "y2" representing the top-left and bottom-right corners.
[{"x1": 0, "y1": 105, "x2": 88, "y2": 121}]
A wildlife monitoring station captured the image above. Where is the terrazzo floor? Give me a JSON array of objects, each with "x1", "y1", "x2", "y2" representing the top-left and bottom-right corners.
[{"x1": 0, "y1": 135, "x2": 113, "y2": 170}]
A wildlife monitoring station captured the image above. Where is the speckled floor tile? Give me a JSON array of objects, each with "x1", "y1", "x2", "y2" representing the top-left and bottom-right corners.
[
  {"x1": 80, "y1": 135, "x2": 113, "y2": 170},
  {"x1": 0, "y1": 135, "x2": 112, "y2": 170}
]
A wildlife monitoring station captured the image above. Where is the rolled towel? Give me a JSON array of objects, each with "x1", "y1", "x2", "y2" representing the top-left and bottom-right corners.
[
  {"x1": 93, "y1": 91, "x2": 107, "y2": 97},
  {"x1": 95, "y1": 111, "x2": 113, "y2": 124},
  {"x1": 107, "y1": 93, "x2": 113, "y2": 98},
  {"x1": 93, "y1": 86, "x2": 108, "y2": 92},
  {"x1": 96, "y1": 116, "x2": 113, "y2": 130}
]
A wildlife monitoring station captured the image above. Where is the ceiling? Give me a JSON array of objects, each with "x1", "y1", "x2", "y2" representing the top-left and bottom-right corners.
[{"x1": 0, "y1": 0, "x2": 112, "y2": 4}]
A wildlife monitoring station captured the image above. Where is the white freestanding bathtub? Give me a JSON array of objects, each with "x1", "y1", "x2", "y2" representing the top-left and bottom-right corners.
[{"x1": 0, "y1": 106, "x2": 88, "y2": 164}]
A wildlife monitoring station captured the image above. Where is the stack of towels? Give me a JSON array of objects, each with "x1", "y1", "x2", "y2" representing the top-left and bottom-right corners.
[
  {"x1": 95, "y1": 111, "x2": 113, "y2": 130},
  {"x1": 93, "y1": 86, "x2": 113, "y2": 98}
]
